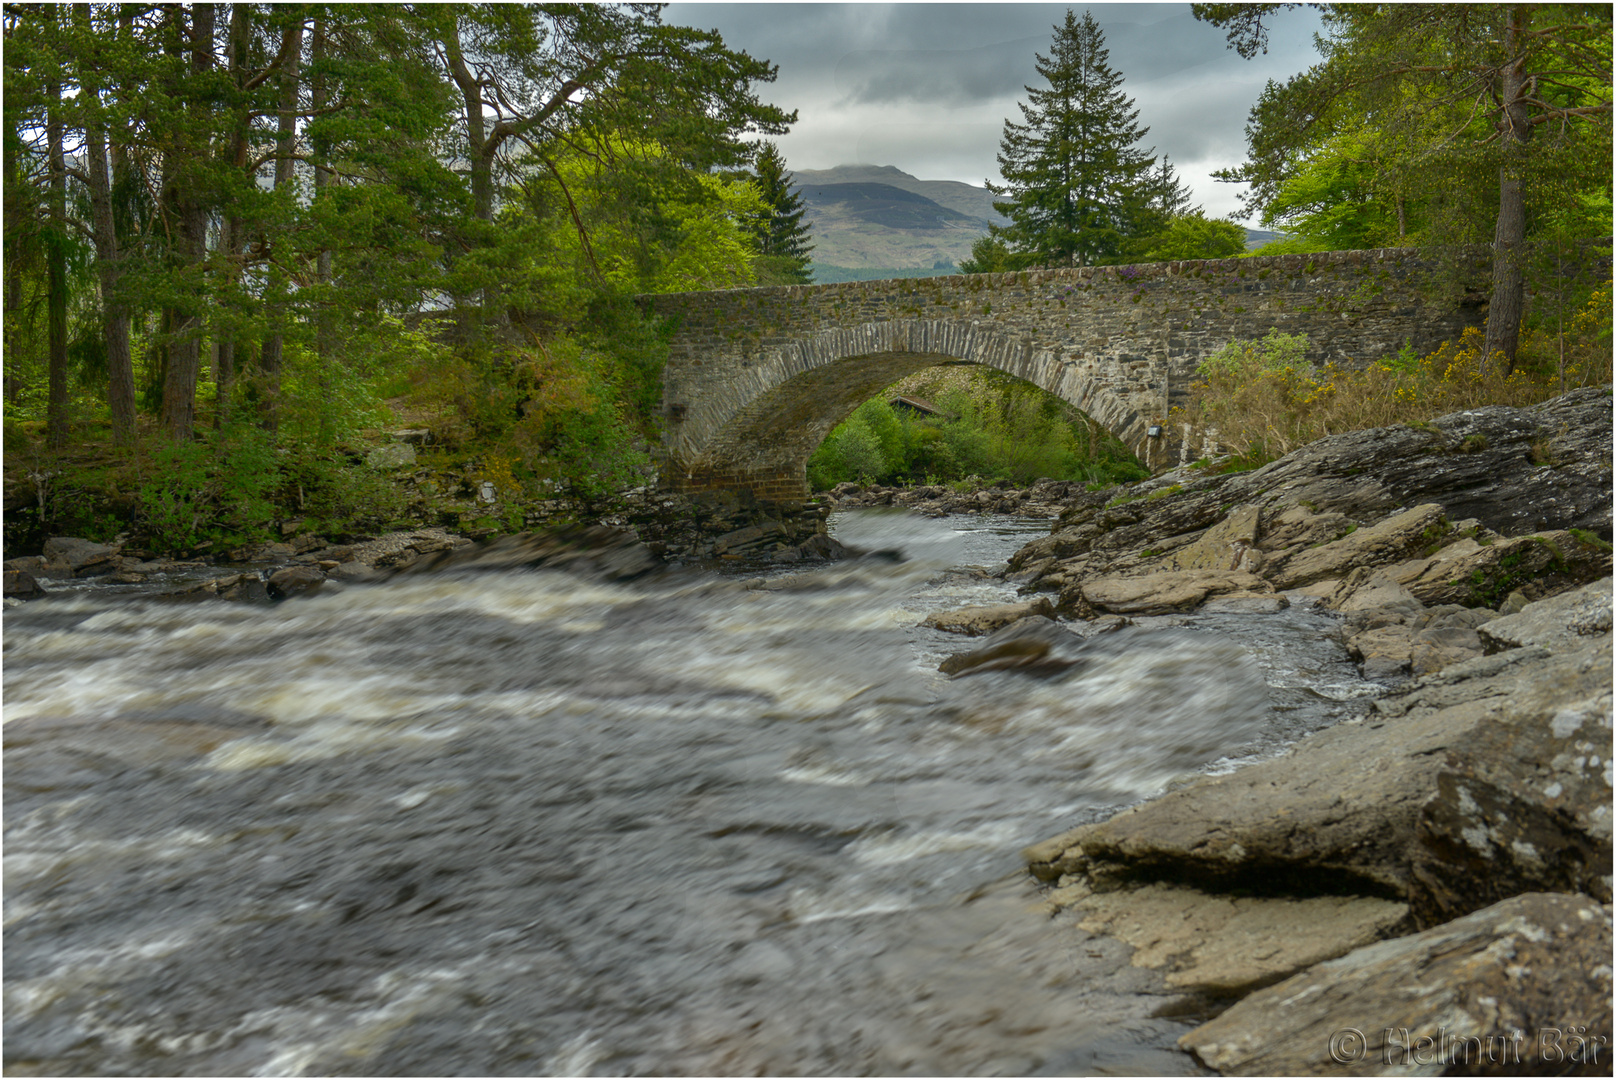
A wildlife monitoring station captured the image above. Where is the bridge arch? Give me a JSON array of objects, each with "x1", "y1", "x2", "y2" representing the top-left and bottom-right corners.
[{"x1": 662, "y1": 318, "x2": 1147, "y2": 500}]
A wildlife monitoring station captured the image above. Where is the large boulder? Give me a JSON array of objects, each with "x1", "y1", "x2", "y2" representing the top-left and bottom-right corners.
[
  {"x1": 1478, "y1": 577, "x2": 1614, "y2": 654},
  {"x1": 1026, "y1": 635, "x2": 1613, "y2": 912},
  {"x1": 1180, "y1": 892, "x2": 1613, "y2": 1076}
]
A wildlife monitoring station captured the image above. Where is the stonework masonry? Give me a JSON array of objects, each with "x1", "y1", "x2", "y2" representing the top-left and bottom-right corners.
[{"x1": 641, "y1": 247, "x2": 1486, "y2": 502}]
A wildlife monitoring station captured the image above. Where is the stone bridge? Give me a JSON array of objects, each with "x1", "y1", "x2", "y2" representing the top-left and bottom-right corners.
[{"x1": 640, "y1": 248, "x2": 1483, "y2": 502}]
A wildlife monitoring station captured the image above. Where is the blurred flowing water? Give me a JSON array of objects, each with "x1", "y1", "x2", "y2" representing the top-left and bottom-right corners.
[{"x1": 3, "y1": 510, "x2": 1376, "y2": 1076}]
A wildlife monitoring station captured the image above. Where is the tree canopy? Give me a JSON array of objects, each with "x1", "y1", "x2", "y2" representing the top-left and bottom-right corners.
[
  {"x1": 4, "y1": 3, "x2": 796, "y2": 549},
  {"x1": 976, "y1": 10, "x2": 1244, "y2": 271},
  {"x1": 1197, "y1": 3, "x2": 1613, "y2": 366}
]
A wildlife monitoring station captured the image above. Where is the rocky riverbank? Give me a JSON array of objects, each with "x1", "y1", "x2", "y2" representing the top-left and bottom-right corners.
[
  {"x1": 1, "y1": 487, "x2": 856, "y2": 606},
  {"x1": 947, "y1": 387, "x2": 1613, "y2": 1074}
]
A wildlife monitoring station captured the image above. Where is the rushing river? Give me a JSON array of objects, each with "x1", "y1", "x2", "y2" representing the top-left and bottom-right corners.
[{"x1": 3, "y1": 510, "x2": 1377, "y2": 1076}]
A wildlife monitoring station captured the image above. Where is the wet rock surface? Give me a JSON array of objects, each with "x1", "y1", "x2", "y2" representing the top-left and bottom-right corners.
[
  {"x1": 1014, "y1": 389, "x2": 1614, "y2": 1073},
  {"x1": 1179, "y1": 892, "x2": 1613, "y2": 1076}
]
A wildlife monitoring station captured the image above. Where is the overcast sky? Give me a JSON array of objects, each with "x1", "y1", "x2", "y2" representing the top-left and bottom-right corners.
[{"x1": 662, "y1": 3, "x2": 1323, "y2": 219}]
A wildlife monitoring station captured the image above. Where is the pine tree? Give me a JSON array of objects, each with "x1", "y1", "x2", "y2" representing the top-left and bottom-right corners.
[
  {"x1": 986, "y1": 10, "x2": 1164, "y2": 267},
  {"x1": 749, "y1": 141, "x2": 813, "y2": 284}
]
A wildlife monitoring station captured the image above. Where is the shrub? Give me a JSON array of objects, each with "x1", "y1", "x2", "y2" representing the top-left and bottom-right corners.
[{"x1": 1181, "y1": 292, "x2": 1613, "y2": 467}]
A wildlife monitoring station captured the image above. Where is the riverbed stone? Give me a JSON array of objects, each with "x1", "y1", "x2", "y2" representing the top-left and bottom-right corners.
[
  {"x1": 42, "y1": 536, "x2": 121, "y2": 578},
  {"x1": 1399, "y1": 530, "x2": 1611, "y2": 608},
  {"x1": 267, "y1": 565, "x2": 326, "y2": 600},
  {"x1": 1179, "y1": 891, "x2": 1614, "y2": 1076},
  {"x1": 921, "y1": 597, "x2": 1055, "y2": 636},
  {"x1": 1399, "y1": 635, "x2": 1613, "y2": 923},
  {"x1": 1477, "y1": 577, "x2": 1614, "y2": 655},
  {"x1": 3, "y1": 569, "x2": 46, "y2": 600},
  {"x1": 1159, "y1": 503, "x2": 1262, "y2": 572},
  {"x1": 1066, "y1": 882, "x2": 1409, "y2": 999}
]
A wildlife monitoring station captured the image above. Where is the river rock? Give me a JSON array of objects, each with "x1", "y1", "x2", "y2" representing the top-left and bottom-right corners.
[
  {"x1": 162, "y1": 573, "x2": 270, "y2": 604},
  {"x1": 1398, "y1": 530, "x2": 1612, "y2": 608},
  {"x1": 937, "y1": 615, "x2": 1090, "y2": 676},
  {"x1": 1007, "y1": 390, "x2": 1613, "y2": 610},
  {"x1": 1158, "y1": 503, "x2": 1262, "y2": 572},
  {"x1": 1478, "y1": 577, "x2": 1614, "y2": 654},
  {"x1": 399, "y1": 525, "x2": 663, "y2": 581},
  {"x1": 266, "y1": 565, "x2": 326, "y2": 600},
  {"x1": 1180, "y1": 891, "x2": 1613, "y2": 1076},
  {"x1": 1026, "y1": 635, "x2": 1613, "y2": 908},
  {"x1": 41, "y1": 536, "x2": 120, "y2": 578},
  {"x1": 1074, "y1": 569, "x2": 1273, "y2": 617},
  {"x1": 921, "y1": 597, "x2": 1055, "y2": 635},
  {"x1": 1064, "y1": 881, "x2": 1409, "y2": 1000},
  {"x1": 3, "y1": 569, "x2": 46, "y2": 600}
]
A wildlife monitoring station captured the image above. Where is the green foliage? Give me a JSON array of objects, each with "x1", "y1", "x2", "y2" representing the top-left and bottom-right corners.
[
  {"x1": 747, "y1": 141, "x2": 813, "y2": 282},
  {"x1": 3, "y1": 3, "x2": 792, "y2": 546},
  {"x1": 136, "y1": 424, "x2": 283, "y2": 553},
  {"x1": 806, "y1": 370, "x2": 1146, "y2": 490},
  {"x1": 986, "y1": 11, "x2": 1187, "y2": 268},
  {"x1": 1198, "y1": 330, "x2": 1312, "y2": 380},
  {"x1": 1136, "y1": 212, "x2": 1248, "y2": 262}
]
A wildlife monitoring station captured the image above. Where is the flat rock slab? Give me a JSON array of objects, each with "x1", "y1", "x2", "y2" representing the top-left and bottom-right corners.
[
  {"x1": 1479, "y1": 577, "x2": 1613, "y2": 654},
  {"x1": 921, "y1": 597, "x2": 1054, "y2": 635},
  {"x1": 1180, "y1": 891, "x2": 1613, "y2": 1076},
  {"x1": 1081, "y1": 569, "x2": 1272, "y2": 616},
  {"x1": 1068, "y1": 883, "x2": 1408, "y2": 999},
  {"x1": 1262, "y1": 504, "x2": 1447, "y2": 590}
]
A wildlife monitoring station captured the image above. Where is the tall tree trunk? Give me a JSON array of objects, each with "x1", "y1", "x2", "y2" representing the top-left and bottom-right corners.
[
  {"x1": 77, "y1": 6, "x2": 137, "y2": 447},
  {"x1": 1482, "y1": 6, "x2": 1532, "y2": 374},
  {"x1": 311, "y1": 17, "x2": 333, "y2": 363},
  {"x1": 215, "y1": 3, "x2": 255, "y2": 430},
  {"x1": 258, "y1": 16, "x2": 304, "y2": 432},
  {"x1": 443, "y1": 23, "x2": 493, "y2": 223},
  {"x1": 45, "y1": 75, "x2": 70, "y2": 451},
  {"x1": 160, "y1": 3, "x2": 217, "y2": 441}
]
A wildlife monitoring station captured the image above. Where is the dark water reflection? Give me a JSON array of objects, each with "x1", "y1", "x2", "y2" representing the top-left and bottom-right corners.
[{"x1": 3, "y1": 511, "x2": 1373, "y2": 1075}]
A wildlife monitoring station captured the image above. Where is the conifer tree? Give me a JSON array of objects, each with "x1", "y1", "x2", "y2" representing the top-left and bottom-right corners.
[
  {"x1": 986, "y1": 10, "x2": 1167, "y2": 267},
  {"x1": 749, "y1": 141, "x2": 813, "y2": 284}
]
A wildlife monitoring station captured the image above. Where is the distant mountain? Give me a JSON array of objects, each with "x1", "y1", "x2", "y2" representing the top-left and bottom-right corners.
[
  {"x1": 796, "y1": 183, "x2": 981, "y2": 231},
  {"x1": 787, "y1": 163, "x2": 1274, "y2": 273},
  {"x1": 790, "y1": 166, "x2": 1000, "y2": 271},
  {"x1": 791, "y1": 165, "x2": 1008, "y2": 226}
]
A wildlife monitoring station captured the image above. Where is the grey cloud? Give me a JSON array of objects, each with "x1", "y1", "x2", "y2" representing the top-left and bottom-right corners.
[{"x1": 663, "y1": 4, "x2": 1323, "y2": 213}]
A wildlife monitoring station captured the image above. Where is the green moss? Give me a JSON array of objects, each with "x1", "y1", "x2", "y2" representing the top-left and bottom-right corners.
[{"x1": 1570, "y1": 528, "x2": 1612, "y2": 552}]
